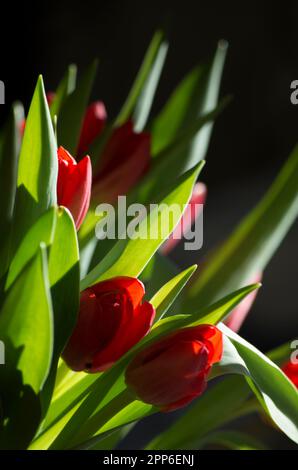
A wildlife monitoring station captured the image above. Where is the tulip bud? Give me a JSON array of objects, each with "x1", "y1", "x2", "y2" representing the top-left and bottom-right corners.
[
  {"x1": 62, "y1": 277, "x2": 155, "y2": 372},
  {"x1": 224, "y1": 273, "x2": 263, "y2": 332},
  {"x1": 92, "y1": 121, "x2": 150, "y2": 203},
  {"x1": 161, "y1": 182, "x2": 207, "y2": 254},
  {"x1": 77, "y1": 101, "x2": 107, "y2": 156},
  {"x1": 57, "y1": 146, "x2": 92, "y2": 230},
  {"x1": 282, "y1": 361, "x2": 298, "y2": 388},
  {"x1": 125, "y1": 325, "x2": 223, "y2": 412}
]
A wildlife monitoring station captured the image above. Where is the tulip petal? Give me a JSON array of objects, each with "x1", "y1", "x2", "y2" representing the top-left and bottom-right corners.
[
  {"x1": 57, "y1": 146, "x2": 92, "y2": 229},
  {"x1": 282, "y1": 361, "x2": 298, "y2": 389},
  {"x1": 62, "y1": 288, "x2": 100, "y2": 371},
  {"x1": 91, "y1": 300, "x2": 155, "y2": 372},
  {"x1": 92, "y1": 121, "x2": 150, "y2": 203},
  {"x1": 77, "y1": 101, "x2": 107, "y2": 156},
  {"x1": 91, "y1": 276, "x2": 146, "y2": 311},
  {"x1": 126, "y1": 341, "x2": 209, "y2": 409}
]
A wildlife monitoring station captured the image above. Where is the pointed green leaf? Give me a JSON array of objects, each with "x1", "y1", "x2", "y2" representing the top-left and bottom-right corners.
[
  {"x1": 150, "y1": 264, "x2": 197, "y2": 320},
  {"x1": 116, "y1": 31, "x2": 165, "y2": 126},
  {"x1": 133, "y1": 40, "x2": 168, "y2": 131},
  {"x1": 12, "y1": 76, "x2": 57, "y2": 253}
]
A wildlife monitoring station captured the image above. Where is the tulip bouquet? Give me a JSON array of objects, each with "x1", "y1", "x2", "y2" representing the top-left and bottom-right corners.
[{"x1": 0, "y1": 32, "x2": 297, "y2": 451}]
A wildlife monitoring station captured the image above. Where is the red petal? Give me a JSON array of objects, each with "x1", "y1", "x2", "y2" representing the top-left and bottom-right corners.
[
  {"x1": 91, "y1": 277, "x2": 146, "y2": 311},
  {"x1": 282, "y1": 361, "x2": 298, "y2": 388},
  {"x1": 78, "y1": 101, "x2": 107, "y2": 156},
  {"x1": 126, "y1": 341, "x2": 209, "y2": 409},
  {"x1": 92, "y1": 121, "x2": 150, "y2": 202},
  {"x1": 62, "y1": 288, "x2": 101, "y2": 371},
  {"x1": 91, "y1": 300, "x2": 155, "y2": 372},
  {"x1": 57, "y1": 151, "x2": 92, "y2": 230}
]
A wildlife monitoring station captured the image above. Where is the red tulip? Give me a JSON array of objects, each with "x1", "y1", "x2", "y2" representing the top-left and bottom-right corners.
[
  {"x1": 62, "y1": 277, "x2": 155, "y2": 372},
  {"x1": 224, "y1": 273, "x2": 262, "y2": 332},
  {"x1": 125, "y1": 325, "x2": 223, "y2": 412},
  {"x1": 92, "y1": 121, "x2": 150, "y2": 203},
  {"x1": 77, "y1": 101, "x2": 107, "y2": 156},
  {"x1": 57, "y1": 146, "x2": 92, "y2": 230},
  {"x1": 161, "y1": 182, "x2": 207, "y2": 254},
  {"x1": 282, "y1": 361, "x2": 298, "y2": 389}
]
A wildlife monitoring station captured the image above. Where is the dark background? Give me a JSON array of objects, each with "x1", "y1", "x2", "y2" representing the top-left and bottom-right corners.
[
  {"x1": 1, "y1": 0, "x2": 297, "y2": 450},
  {"x1": 1, "y1": 1, "x2": 297, "y2": 351}
]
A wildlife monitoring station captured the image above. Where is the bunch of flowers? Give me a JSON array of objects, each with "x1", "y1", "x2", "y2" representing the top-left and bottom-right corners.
[{"x1": 0, "y1": 32, "x2": 297, "y2": 450}]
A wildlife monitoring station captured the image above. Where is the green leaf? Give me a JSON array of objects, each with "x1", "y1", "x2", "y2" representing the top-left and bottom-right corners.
[
  {"x1": 116, "y1": 31, "x2": 165, "y2": 126},
  {"x1": 50, "y1": 64, "x2": 77, "y2": 119},
  {"x1": 47, "y1": 207, "x2": 80, "y2": 354},
  {"x1": 41, "y1": 207, "x2": 80, "y2": 413},
  {"x1": 218, "y1": 324, "x2": 298, "y2": 444},
  {"x1": 0, "y1": 246, "x2": 53, "y2": 449},
  {"x1": 0, "y1": 102, "x2": 24, "y2": 277},
  {"x1": 147, "y1": 375, "x2": 251, "y2": 450},
  {"x1": 133, "y1": 40, "x2": 168, "y2": 131},
  {"x1": 150, "y1": 264, "x2": 197, "y2": 320},
  {"x1": 57, "y1": 60, "x2": 97, "y2": 154},
  {"x1": 152, "y1": 40, "x2": 228, "y2": 171},
  {"x1": 80, "y1": 162, "x2": 204, "y2": 290},
  {"x1": 185, "y1": 144, "x2": 298, "y2": 310},
  {"x1": 6, "y1": 207, "x2": 57, "y2": 290},
  {"x1": 12, "y1": 76, "x2": 57, "y2": 254}
]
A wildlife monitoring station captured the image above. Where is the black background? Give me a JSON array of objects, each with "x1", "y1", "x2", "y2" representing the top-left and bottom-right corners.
[{"x1": 0, "y1": 1, "x2": 297, "y2": 353}]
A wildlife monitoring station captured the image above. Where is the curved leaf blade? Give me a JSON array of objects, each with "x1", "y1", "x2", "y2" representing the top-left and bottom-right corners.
[{"x1": 218, "y1": 324, "x2": 298, "y2": 444}]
